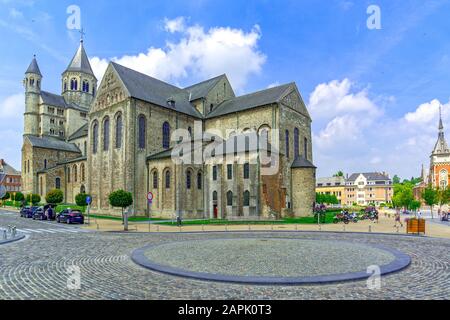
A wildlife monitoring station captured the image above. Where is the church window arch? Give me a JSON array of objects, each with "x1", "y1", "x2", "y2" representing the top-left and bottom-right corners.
[
  {"x1": 439, "y1": 169, "x2": 448, "y2": 189},
  {"x1": 138, "y1": 115, "x2": 146, "y2": 149},
  {"x1": 186, "y1": 169, "x2": 192, "y2": 190},
  {"x1": 81, "y1": 163, "x2": 85, "y2": 182},
  {"x1": 162, "y1": 122, "x2": 170, "y2": 149},
  {"x1": 103, "y1": 117, "x2": 110, "y2": 151},
  {"x1": 73, "y1": 165, "x2": 78, "y2": 182},
  {"x1": 294, "y1": 128, "x2": 300, "y2": 158},
  {"x1": 70, "y1": 78, "x2": 78, "y2": 91},
  {"x1": 67, "y1": 167, "x2": 71, "y2": 183},
  {"x1": 165, "y1": 169, "x2": 171, "y2": 189},
  {"x1": 197, "y1": 172, "x2": 202, "y2": 190},
  {"x1": 115, "y1": 112, "x2": 123, "y2": 149},
  {"x1": 55, "y1": 177, "x2": 61, "y2": 190},
  {"x1": 243, "y1": 190, "x2": 250, "y2": 207},
  {"x1": 152, "y1": 170, "x2": 158, "y2": 189},
  {"x1": 227, "y1": 191, "x2": 233, "y2": 206},
  {"x1": 92, "y1": 121, "x2": 99, "y2": 154}
]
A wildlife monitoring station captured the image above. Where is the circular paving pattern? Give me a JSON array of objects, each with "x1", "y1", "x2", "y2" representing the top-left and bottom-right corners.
[{"x1": 132, "y1": 238, "x2": 411, "y2": 285}]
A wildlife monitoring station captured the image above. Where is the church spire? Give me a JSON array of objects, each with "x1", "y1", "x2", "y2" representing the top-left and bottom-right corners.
[
  {"x1": 25, "y1": 55, "x2": 42, "y2": 77},
  {"x1": 433, "y1": 104, "x2": 450, "y2": 154},
  {"x1": 63, "y1": 38, "x2": 96, "y2": 78},
  {"x1": 439, "y1": 105, "x2": 444, "y2": 133}
]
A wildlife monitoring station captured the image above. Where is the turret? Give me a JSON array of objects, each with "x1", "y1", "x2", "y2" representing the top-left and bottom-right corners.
[
  {"x1": 61, "y1": 39, "x2": 97, "y2": 108},
  {"x1": 23, "y1": 55, "x2": 42, "y2": 136}
]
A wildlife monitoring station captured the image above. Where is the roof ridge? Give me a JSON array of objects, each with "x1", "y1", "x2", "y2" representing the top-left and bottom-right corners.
[
  {"x1": 184, "y1": 74, "x2": 225, "y2": 90},
  {"x1": 234, "y1": 82, "x2": 293, "y2": 100}
]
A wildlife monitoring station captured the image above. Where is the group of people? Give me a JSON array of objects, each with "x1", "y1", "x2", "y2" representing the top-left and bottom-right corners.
[{"x1": 438, "y1": 209, "x2": 449, "y2": 222}]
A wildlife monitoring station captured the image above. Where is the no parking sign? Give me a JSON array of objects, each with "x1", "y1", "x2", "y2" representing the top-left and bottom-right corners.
[{"x1": 147, "y1": 192, "x2": 154, "y2": 205}]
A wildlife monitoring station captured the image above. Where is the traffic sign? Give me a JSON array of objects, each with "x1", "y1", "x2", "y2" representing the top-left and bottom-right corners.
[
  {"x1": 86, "y1": 196, "x2": 92, "y2": 205},
  {"x1": 147, "y1": 192, "x2": 154, "y2": 201}
]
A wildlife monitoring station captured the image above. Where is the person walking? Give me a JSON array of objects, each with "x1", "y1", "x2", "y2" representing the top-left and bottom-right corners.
[
  {"x1": 417, "y1": 209, "x2": 422, "y2": 219},
  {"x1": 394, "y1": 211, "x2": 403, "y2": 228}
]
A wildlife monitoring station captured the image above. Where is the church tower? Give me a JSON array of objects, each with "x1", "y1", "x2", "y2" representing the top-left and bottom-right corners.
[
  {"x1": 61, "y1": 39, "x2": 97, "y2": 108},
  {"x1": 23, "y1": 55, "x2": 42, "y2": 136},
  {"x1": 430, "y1": 106, "x2": 450, "y2": 189}
]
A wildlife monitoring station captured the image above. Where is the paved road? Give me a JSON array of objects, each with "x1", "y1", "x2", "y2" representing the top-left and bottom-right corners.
[{"x1": 1, "y1": 209, "x2": 449, "y2": 300}]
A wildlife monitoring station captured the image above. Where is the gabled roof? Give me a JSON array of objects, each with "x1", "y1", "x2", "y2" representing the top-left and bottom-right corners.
[
  {"x1": 68, "y1": 123, "x2": 88, "y2": 141},
  {"x1": 64, "y1": 41, "x2": 96, "y2": 78},
  {"x1": 111, "y1": 62, "x2": 203, "y2": 119},
  {"x1": 316, "y1": 176, "x2": 345, "y2": 186},
  {"x1": 291, "y1": 157, "x2": 316, "y2": 169},
  {"x1": 184, "y1": 75, "x2": 226, "y2": 101},
  {"x1": 347, "y1": 172, "x2": 390, "y2": 182},
  {"x1": 0, "y1": 159, "x2": 20, "y2": 176},
  {"x1": 26, "y1": 136, "x2": 81, "y2": 153},
  {"x1": 25, "y1": 56, "x2": 42, "y2": 76},
  {"x1": 41, "y1": 91, "x2": 67, "y2": 108},
  {"x1": 206, "y1": 83, "x2": 293, "y2": 119}
]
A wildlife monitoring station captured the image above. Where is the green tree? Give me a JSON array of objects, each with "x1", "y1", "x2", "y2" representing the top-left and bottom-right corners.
[
  {"x1": 333, "y1": 171, "x2": 344, "y2": 177},
  {"x1": 75, "y1": 193, "x2": 91, "y2": 208},
  {"x1": 392, "y1": 175, "x2": 401, "y2": 184},
  {"x1": 316, "y1": 193, "x2": 324, "y2": 204},
  {"x1": 14, "y1": 192, "x2": 24, "y2": 205},
  {"x1": 26, "y1": 194, "x2": 41, "y2": 205},
  {"x1": 422, "y1": 187, "x2": 438, "y2": 219},
  {"x1": 45, "y1": 189, "x2": 64, "y2": 205},
  {"x1": 393, "y1": 183, "x2": 414, "y2": 209},
  {"x1": 410, "y1": 200, "x2": 421, "y2": 212},
  {"x1": 108, "y1": 190, "x2": 133, "y2": 226},
  {"x1": 1, "y1": 192, "x2": 10, "y2": 200}
]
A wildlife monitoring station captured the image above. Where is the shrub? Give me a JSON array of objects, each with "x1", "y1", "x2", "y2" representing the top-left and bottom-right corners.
[
  {"x1": 1, "y1": 192, "x2": 10, "y2": 200},
  {"x1": 109, "y1": 190, "x2": 133, "y2": 218},
  {"x1": 75, "y1": 193, "x2": 91, "y2": 207},
  {"x1": 26, "y1": 194, "x2": 41, "y2": 205},
  {"x1": 14, "y1": 192, "x2": 24, "y2": 203},
  {"x1": 46, "y1": 189, "x2": 64, "y2": 205}
]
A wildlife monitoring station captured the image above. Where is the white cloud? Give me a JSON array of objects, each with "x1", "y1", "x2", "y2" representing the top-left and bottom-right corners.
[
  {"x1": 90, "y1": 18, "x2": 266, "y2": 91},
  {"x1": 164, "y1": 17, "x2": 186, "y2": 33},
  {"x1": 9, "y1": 8, "x2": 23, "y2": 19},
  {"x1": 309, "y1": 79, "x2": 382, "y2": 120},
  {"x1": 0, "y1": 93, "x2": 24, "y2": 118}
]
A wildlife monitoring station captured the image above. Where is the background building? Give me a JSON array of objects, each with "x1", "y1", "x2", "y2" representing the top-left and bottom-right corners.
[
  {"x1": 316, "y1": 176, "x2": 345, "y2": 205},
  {"x1": 0, "y1": 159, "x2": 22, "y2": 195},
  {"x1": 344, "y1": 173, "x2": 393, "y2": 206}
]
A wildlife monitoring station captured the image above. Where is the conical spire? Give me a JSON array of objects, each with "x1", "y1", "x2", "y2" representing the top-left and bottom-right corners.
[
  {"x1": 25, "y1": 55, "x2": 42, "y2": 77},
  {"x1": 433, "y1": 104, "x2": 450, "y2": 154},
  {"x1": 64, "y1": 40, "x2": 96, "y2": 78}
]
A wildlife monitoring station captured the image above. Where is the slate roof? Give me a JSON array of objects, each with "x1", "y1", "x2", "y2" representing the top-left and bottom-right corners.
[
  {"x1": 68, "y1": 123, "x2": 88, "y2": 141},
  {"x1": 41, "y1": 91, "x2": 67, "y2": 108},
  {"x1": 25, "y1": 57, "x2": 42, "y2": 76},
  {"x1": 347, "y1": 172, "x2": 391, "y2": 182},
  {"x1": 0, "y1": 159, "x2": 20, "y2": 176},
  {"x1": 112, "y1": 62, "x2": 203, "y2": 119},
  {"x1": 147, "y1": 148, "x2": 174, "y2": 161},
  {"x1": 26, "y1": 136, "x2": 81, "y2": 153},
  {"x1": 206, "y1": 83, "x2": 293, "y2": 119},
  {"x1": 57, "y1": 156, "x2": 87, "y2": 165},
  {"x1": 184, "y1": 75, "x2": 225, "y2": 101},
  {"x1": 291, "y1": 157, "x2": 316, "y2": 169},
  {"x1": 64, "y1": 41, "x2": 96, "y2": 78},
  {"x1": 316, "y1": 176, "x2": 345, "y2": 186}
]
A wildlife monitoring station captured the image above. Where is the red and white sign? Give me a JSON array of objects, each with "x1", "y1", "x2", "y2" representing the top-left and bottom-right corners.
[{"x1": 147, "y1": 192, "x2": 154, "y2": 201}]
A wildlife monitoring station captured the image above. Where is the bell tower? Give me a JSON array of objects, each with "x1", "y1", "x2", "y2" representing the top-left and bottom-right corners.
[
  {"x1": 61, "y1": 38, "x2": 97, "y2": 108},
  {"x1": 23, "y1": 55, "x2": 42, "y2": 136}
]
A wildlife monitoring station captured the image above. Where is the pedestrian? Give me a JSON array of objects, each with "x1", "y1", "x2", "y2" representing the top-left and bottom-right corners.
[
  {"x1": 417, "y1": 209, "x2": 422, "y2": 219},
  {"x1": 394, "y1": 211, "x2": 403, "y2": 228},
  {"x1": 176, "y1": 215, "x2": 182, "y2": 227}
]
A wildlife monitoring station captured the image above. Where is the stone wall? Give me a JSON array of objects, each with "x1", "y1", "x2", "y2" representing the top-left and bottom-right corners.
[{"x1": 291, "y1": 168, "x2": 316, "y2": 217}]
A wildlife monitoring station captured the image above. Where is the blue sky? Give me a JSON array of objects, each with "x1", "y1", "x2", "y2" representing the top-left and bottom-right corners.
[{"x1": 1, "y1": 0, "x2": 450, "y2": 179}]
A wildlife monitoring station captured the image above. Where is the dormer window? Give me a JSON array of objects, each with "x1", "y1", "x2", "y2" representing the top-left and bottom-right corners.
[{"x1": 167, "y1": 98, "x2": 176, "y2": 108}]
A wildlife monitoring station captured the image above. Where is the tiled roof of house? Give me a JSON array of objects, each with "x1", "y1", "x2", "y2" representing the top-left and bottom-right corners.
[{"x1": 26, "y1": 136, "x2": 81, "y2": 153}]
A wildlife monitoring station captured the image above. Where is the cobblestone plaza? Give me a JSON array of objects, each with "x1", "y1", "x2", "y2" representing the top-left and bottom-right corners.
[{"x1": 1, "y1": 210, "x2": 449, "y2": 300}]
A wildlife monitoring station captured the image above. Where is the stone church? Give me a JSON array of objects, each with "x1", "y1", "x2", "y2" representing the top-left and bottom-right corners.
[{"x1": 21, "y1": 40, "x2": 316, "y2": 219}]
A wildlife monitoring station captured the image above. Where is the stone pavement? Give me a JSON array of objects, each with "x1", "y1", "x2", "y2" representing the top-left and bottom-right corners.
[{"x1": 1, "y1": 210, "x2": 449, "y2": 299}]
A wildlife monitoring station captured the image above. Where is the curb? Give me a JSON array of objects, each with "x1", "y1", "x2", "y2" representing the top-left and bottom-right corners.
[{"x1": 0, "y1": 234, "x2": 26, "y2": 246}]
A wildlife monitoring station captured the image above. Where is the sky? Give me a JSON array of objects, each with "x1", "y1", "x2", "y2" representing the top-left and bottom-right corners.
[{"x1": 1, "y1": 0, "x2": 450, "y2": 180}]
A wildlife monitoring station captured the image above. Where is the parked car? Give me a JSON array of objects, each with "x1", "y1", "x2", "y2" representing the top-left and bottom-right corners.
[
  {"x1": 57, "y1": 209, "x2": 84, "y2": 224},
  {"x1": 32, "y1": 208, "x2": 47, "y2": 221},
  {"x1": 20, "y1": 206, "x2": 39, "y2": 218}
]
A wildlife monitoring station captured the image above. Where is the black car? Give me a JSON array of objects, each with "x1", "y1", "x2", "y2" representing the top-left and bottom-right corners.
[
  {"x1": 57, "y1": 209, "x2": 84, "y2": 224},
  {"x1": 32, "y1": 208, "x2": 47, "y2": 220},
  {"x1": 20, "y1": 206, "x2": 39, "y2": 218}
]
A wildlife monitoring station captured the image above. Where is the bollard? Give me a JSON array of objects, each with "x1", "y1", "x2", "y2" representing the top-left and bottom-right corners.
[
  {"x1": 179, "y1": 226, "x2": 182, "y2": 233},
  {"x1": 157, "y1": 225, "x2": 160, "y2": 232},
  {"x1": 12, "y1": 227, "x2": 16, "y2": 238},
  {"x1": 225, "y1": 224, "x2": 228, "y2": 232},
  {"x1": 319, "y1": 225, "x2": 322, "y2": 231},
  {"x1": 248, "y1": 224, "x2": 251, "y2": 231},
  {"x1": 97, "y1": 224, "x2": 99, "y2": 230},
  {"x1": 343, "y1": 225, "x2": 346, "y2": 232},
  {"x1": 2, "y1": 230, "x2": 7, "y2": 240},
  {"x1": 369, "y1": 225, "x2": 372, "y2": 233},
  {"x1": 396, "y1": 226, "x2": 399, "y2": 233},
  {"x1": 202, "y1": 225, "x2": 205, "y2": 232},
  {"x1": 295, "y1": 224, "x2": 298, "y2": 231}
]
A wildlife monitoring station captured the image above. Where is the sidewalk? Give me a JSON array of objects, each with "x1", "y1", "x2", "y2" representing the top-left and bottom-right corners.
[{"x1": 82, "y1": 213, "x2": 450, "y2": 239}]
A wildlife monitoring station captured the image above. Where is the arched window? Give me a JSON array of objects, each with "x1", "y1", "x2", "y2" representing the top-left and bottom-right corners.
[
  {"x1": 67, "y1": 167, "x2": 71, "y2": 183},
  {"x1": 244, "y1": 163, "x2": 250, "y2": 180},
  {"x1": 84, "y1": 141, "x2": 87, "y2": 155},
  {"x1": 243, "y1": 191, "x2": 250, "y2": 207},
  {"x1": 138, "y1": 115, "x2": 146, "y2": 149},
  {"x1": 165, "y1": 170, "x2": 171, "y2": 189},
  {"x1": 197, "y1": 172, "x2": 202, "y2": 190},
  {"x1": 285, "y1": 130, "x2": 290, "y2": 158},
  {"x1": 259, "y1": 126, "x2": 270, "y2": 148},
  {"x1": 64, "y1": 82, "x2": 67, "y2": 91},
  {"x1": 440, "y1": 169, "x2": 448, "y2": 189},
  {"x1": 82, "y1": 81, "x2": 89, "y2": 93},
  {"x1": 92, "y1": 121, "x2": 98, "y2": 154},
  {"x1": 55, "y1": 177, "x2": 61, "y2": 189},
  {"x1": 30, "y1": 78, "x2": 35, "y2": 86},
  {"x1": 103, "y1": 117, "x2": 110, "y2": 151},
  {"x1": 73, "y1": 165, "x2": 78, "y2": 182},
  {"x1": 70, "y1": 78, "x2": 78, "y2": 91},
  {"x1": 81, "y1": 164, "x2": 85, "y2": 182},
  {"x1": 115, "y1": 113, "x2": 122, "y2": 149},
  {"x1": 44, "y1": 159, "x2": 47, "y2": 169},
  {"x1": 304, "y1": 137, "x2": 308, "y2": 160},
  {"x1": 212, "y1": 166, "x2": 218, "y2": 181},
  {"x1": 213, "y1": 191, "x2": 218, "y2": 201},
  {"x1": 80, "y1": 185, "x2": 86, "y2": 194},
  {"x1": 294, "y1": 128, "x2": 300, "y2": 158},
  {"x1": 162, "y1": 122, "x2": 170, "y2": 149},
  {"x1": 227, "y1": 191, "x2": 233, "y2": 206},
  {"x1": 152, "y1": 171, "x2": 158, "y2": 189},
  {"x1": 186, "y1": 170, "x2": 192, "y2": 189}
]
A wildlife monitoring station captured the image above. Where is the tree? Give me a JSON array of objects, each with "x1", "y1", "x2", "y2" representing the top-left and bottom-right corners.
[
  {"x1": 393, "y1": 183, "x2": 414, "y2": 209},
  {"x1": 14, "y1": 192, "x2": 24, "y2": 205},
  {"x1": 75, "y1": 193, "x2": 91, "y2": 208},
  {"x1": 26, "y1": 194, "x2": 41, "y2": 205},
  {"x1": 1, "y1": 192, "x2": 10, "y2": 200},
  {"x1": 108, "y1": 190, "x2": 133, "y2": 228},
  {"x1": 410, "y1": 200, "x2": 421, "y2": 212},
  {"x1": 393, "y1": 175, "x2": 401, "y2": 184},
  {"x1": 45, "y1": 189, "x2": 64, "y2": 205},
  {"x1": 422, "y1": 187, "x2": 438, "y2": 219},
  {"x1": 333, "y1": 171, "x2": 344, "y2": 177}
]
